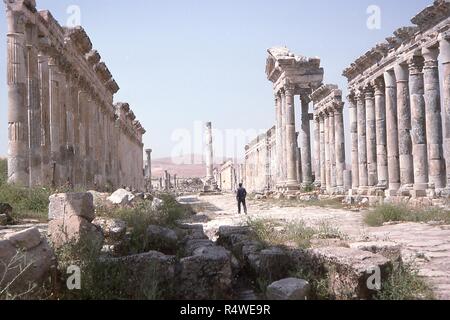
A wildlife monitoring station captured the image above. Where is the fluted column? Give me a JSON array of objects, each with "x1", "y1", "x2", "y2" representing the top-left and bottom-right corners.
[
  {"x1": 284, "y1": 85, "x2": 299, "y2": 188},
  {"x1": 384, "y1": 69, "x2": 401, "y2": 194},
  {"x1": 409, "y1": 55, "x2": 428, "y2": 197},
  {"x1": 26, "y1": 25, "x2": 41, "y2": 187},
  {"x1": 324, "y1": 112, "x2": 331, "y2": 191},
  {"x1": 440, "y1": 34, "x2": 450, "y2": 191},
  {"x1": 356, "y1": 90, "x2": 368, "y2": 189},
  {"x1": 364, "y1": 84, "x2": 377, "y2": 187},
  {"x1": 348, "y1": 93, "x2": 359, "y2": 190},
  {"x1": 275, "y1": 93, "x2": 283, "y2": 185},
  {"x1": 38, "y1": 53, "x2": 51, "y2": 186},
  {"x1": 300, "y1": 97, "x2": 313, "y2": 185},
  {"x1": 329, "y1": 108, "x2": 337, "y2": 188},
  {"x1": 313, "y1": 116, "x2": 321, "y2": 186},
  {"x1": 423, "y1": 46, "x2": 446, "y2": 189},
  {"x1": 48, "y1": 57, "x2": 60, "y2": 187},
  {"x1": 395, "y1": 63, "x2": 414, "y2": 191},
  {"x1": 373, "y1": 78, "x2": 388, "y2": 188},
  {"x1": 280, "y1": 90, "x2": 287, "y2": 183},
  {"x1": 334, "y1": 103, "x2": 345, "y2": 188},
  {"x1": 320, "y1": 115, "x2": 326, "y2": 189},
  {"x1": 6, "y1": 10, "x2": 29, "y2": 186}
]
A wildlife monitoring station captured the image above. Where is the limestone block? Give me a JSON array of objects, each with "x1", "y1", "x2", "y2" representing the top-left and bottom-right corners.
[
  {"x1": 349, "y1": 242, "x2": 402, "y2": 266},
  {"x1": 0, "y1": 229, "x2": 55, "y2": 296},
  {"x1": 178, "y1": 246, "x2": 233, "y2": 299},
  {"x1": 48, "y1": 215, "x2": 103, "y2": 250},
  {"x1": 107, "y1": 189, "x2": 135, "y2": 206},
  {"x1": 104, "y1": 251, "x2": 177, "y2": 298},
  {"x1": 267, "y1": 278, "x2": 311, "y2": 300},
  {"x1": 4, "y1": 227, "x2": 42, "y2": 250},
  {"x1": 49, "y1": 193, "x2": 95, "y2": 222},
  {"x1": 92, "y1": 218, "x2": 127, "y2": 242},
  {"x1": 146, "y1": 225, "x2": 178, "y2": 254},
  {"x1": 306, "y1": 247, "x2": 392, "y2": 300}
]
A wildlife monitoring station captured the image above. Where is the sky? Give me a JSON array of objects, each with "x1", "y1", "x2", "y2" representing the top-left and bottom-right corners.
[{"x1": 0, "y1": 0, "x2": 433, "y2": 162}]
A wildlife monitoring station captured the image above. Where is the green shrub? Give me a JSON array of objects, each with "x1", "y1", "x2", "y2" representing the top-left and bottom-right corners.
[
  {"x1": 0, "y1": 183, "x2": 51, "y2": 222},
  {"x1": 376, "y1": 263, "x2": 435, "y2": 300},
  {"x1": 365, "y1": 204, "x2": 450, "y2": 227},
  {"x1": 0, "y1": 158, "x2": 7, "y2": 185}
]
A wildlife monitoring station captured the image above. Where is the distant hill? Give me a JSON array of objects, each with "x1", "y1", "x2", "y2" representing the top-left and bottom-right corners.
[{"x1": 152, "y1": 154, "x2": 243, "y2": 178}]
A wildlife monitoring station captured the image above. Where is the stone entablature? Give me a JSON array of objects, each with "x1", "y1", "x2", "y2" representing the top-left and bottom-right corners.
[
  {"x1": 4, "y1": 0, "x2": 145, "y2": 190},
  {"x1": 343, "y1": 0, "x2": 450, "y2": 197},
  {"x1": 310, "y1": 85, "x2": 347, "y2": 194},
  {"x1": 266, "y1": 47, "x2": 324, "y2": 191}
]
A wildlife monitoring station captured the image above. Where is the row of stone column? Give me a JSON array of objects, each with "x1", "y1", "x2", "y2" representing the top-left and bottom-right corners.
[
  {"x1": 349, "y1": 40, "x2": 450, "y2": 196},
  {"x1": 274, "y1": 87, "x2": 313, "y2": 189},
  {"x1": 5, "y1": 9, "x2": 145, "y2": 191},
  {"x1": 313, "y1": 104, "x2": 346, "y2": 192}
]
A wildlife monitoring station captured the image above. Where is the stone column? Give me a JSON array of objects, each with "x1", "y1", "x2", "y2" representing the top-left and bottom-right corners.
[
  {"x1": 356, "y1": 90, "x2": 368, "y2": 189},
  {"x1": 145, "y1": 149, "x2": 152, "y2": 180},
  {"x1": 409, "y1": 55, "x2": 428, "y2": 197},
  {"x1": 395, "y1": 63, "x2": 414, "y2": 191},
  {"x1": 334, "y1": 103, "x2": 345, "y2": 188},
  {"x1": 280, "y1": 91, "x2": 287, "y2": 182},
  {"x1": 313, "y1": 116, "x2": 321, "y2": 186},
  {"x1": 324, "y1": 112, "x2": 331, "y2": 191},
  {"x1": 440, "y1": 34, "x2": 450, "y2": 191},
  {"x1": 348, "y1": 94, "x2": 359, "y2": 190},
  {"x1": 329, "y1": 108, "x2": 337, "y2": 189},
  {"x1": 38, "y1": 53, "x2": 51, "y2": 186},
  {"x1": 300, "y1": 97, "x2": 313, "y2": 185},
  {"x1": 364, "y1": 84, "x2": 377, "y2": 187},
  {"x1": 6, "y1": 10, "x2": 29, "y2": 186},
  {"x1": 384, "y1": 69, "x2": 401, "y2": 195},
  {"x1": 275, "y1": 93, "x2": 283, "y2": 184},
  {"x1": 373, "y1": 77, "x2": 388, "y2": 188},
  {"x1": 205, "y1": 122, "x2": 214, "y2": 181},
  {"x1": 48, "y1": 57, "x2": 60, "y2": 187},
  {"x1": 320, "y1": 115, "x2": 326, "y2": 189},
  {"x1": 284, "y1": 85, "x2": 299, "y2": 189},
  {"x1": 26, "y1": 25, "x2": 41, "y2": 187},
  {"x1": 423, "y1": 46, "x2": 446, "y2": 189}
]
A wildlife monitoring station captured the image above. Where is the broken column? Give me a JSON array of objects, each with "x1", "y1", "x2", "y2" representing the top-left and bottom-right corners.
[{"x1": 203, "y1": 122, "x2": 217, "y2": 191}]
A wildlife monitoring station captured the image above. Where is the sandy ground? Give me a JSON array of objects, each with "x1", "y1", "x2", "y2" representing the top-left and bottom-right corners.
[{"x1": 180, "y1": 194, "x2": 450, "y2": 300}]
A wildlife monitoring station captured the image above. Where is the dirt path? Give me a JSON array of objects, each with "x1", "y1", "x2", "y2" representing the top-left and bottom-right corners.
[{"x1": 181, "y1": 194, "x2": 450, "y2": 300}]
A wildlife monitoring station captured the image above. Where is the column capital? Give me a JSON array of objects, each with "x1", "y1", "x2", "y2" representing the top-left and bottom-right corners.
[
  {"x1": 394, "y1": 62, "x2": 409, "y2": 82},
  {"x1": 373, "y1": 77, "x2": 385, "y2": 95},
  {"x1": 408, "y1": 55, "x2": 424, "y2": 74},
  {"x1": 333, "y1": 102, "x2": 344, "y2": 114},
  {"x1": 355, "y1": 88, "x2": 365, "y2": 102},
  {"x1": 363, "y1": 83, "x2": 375, "y2": 98},
  {"x1": 422, "y1": 46, "x2": 439, "y2": 69},
  {"x1": 284, "y1": 84, "x2": 295, "y2": 96},
  {"x1": 383, "y1": 69, "x2": 396, "y2": 88}
]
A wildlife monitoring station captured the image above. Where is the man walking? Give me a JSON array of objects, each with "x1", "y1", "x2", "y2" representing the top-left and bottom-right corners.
[{"x1": 236, "y1": 183, "x2": 248, "y2": 215}]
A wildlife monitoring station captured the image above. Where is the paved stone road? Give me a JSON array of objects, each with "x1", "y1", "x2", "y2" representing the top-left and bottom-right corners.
[{"x1": 181, "y1": 194, "x2": 450, "y2": 300}]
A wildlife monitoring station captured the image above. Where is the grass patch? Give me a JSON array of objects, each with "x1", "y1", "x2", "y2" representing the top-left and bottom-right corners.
[
  {"x1": 290, "y1": 267, "x2": 331, "y2": 300},
  {"x1": 376, "y1": 262, "x2": 435, "y2": 300},
  {"x1": 245, "y1": 218, "x2": 347, "y2": 250},
  {"x1": 365, "y1": 204, "x2": 450, "y2": 227},
  {"x1": 55, "y1": 236, "x2": 162, "y2": 300},
  {"x1": 97, "y1": 193, "x2": 192, "y2": 254}
]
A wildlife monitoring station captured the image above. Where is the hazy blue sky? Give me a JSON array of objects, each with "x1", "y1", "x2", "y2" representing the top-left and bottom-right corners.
[{"x1": 0, "y1": 0, "x2": 432, "y2": 161}]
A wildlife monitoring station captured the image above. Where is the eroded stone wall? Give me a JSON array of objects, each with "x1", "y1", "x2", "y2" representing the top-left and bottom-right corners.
[{"x1": 5, "y1": 0, "x2": 145, "y2": 191}]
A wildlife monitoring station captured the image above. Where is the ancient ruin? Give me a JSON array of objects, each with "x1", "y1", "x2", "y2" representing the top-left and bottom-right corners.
[
  {"x1": 5, "y1": 0, "x2": 146, "y2": 191},
  {"x1": 343, "y1": 0, "x2": 450, "y2": 200},
  {"x1": 310, "y1": 85, "x2": 348, "y2": 194}
]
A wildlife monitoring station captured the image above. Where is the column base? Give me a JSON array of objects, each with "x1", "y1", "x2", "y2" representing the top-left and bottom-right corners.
[
  {"x1": 397, "y1": 184, "x2": 414, "y2": 197},
  {"x1": 357, "y1": 186, "x2": 369, "y2": 196}
]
